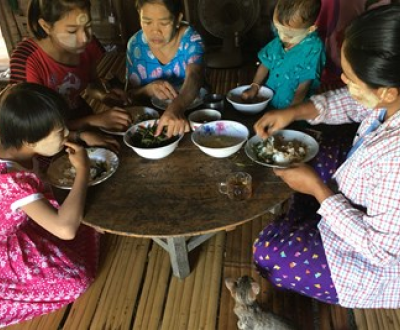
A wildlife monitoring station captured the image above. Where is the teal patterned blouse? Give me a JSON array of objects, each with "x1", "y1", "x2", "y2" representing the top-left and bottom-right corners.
[{"x1": 258, "y1": 31, "x2": 326, "y2": 109}]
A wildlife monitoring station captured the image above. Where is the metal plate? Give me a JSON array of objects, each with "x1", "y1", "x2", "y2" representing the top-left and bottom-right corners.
[
  {"x1": 245, "y1": 130, "x2": 319, "y2": 168},
  {"x1": 46, "y1": 148, "x2": 119, "y2": 189}
]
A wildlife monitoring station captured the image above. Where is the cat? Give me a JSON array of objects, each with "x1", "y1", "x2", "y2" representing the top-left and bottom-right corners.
[{"x1": 225, "y1": 276, "x2": 296, "y2": 330}]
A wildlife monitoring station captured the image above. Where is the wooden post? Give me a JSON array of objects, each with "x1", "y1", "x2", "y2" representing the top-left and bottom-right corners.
[{"x1": 183, "y1": 0, "x2": 191, "y2": 23}]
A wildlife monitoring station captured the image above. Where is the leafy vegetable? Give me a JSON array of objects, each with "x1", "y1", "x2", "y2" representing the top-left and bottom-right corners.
[{"x1": 130, "y1": 124, "x2": 179, "y2": 148}]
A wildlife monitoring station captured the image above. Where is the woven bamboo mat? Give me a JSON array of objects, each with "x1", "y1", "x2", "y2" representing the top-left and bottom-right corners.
[
  {"x1": 63, "y1": 235, "x2": 150, "y2": 330},
  {"x1": 354, "y1": 309, "x2": 400, "y2": 330},
  {"x1": 132, "y1": 232, "x2": 226, "y2": 330}
]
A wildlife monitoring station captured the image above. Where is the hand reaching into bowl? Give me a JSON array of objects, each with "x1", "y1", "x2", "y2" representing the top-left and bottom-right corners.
[
  {"x1": 156, "y1": 106, "x2": 190, "y2": 137},
  {"x1": 241, "y1": 83, "x2": 260, "y2": 102},
  {"x1": 79, "y1": 131, "x2": 121, "y2": 154},
  {"x1": 92, "y1": 108, "x2": 133, "y2": 132}
]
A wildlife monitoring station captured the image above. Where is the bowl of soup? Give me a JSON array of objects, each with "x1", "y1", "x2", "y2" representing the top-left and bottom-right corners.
[
  {"x1": 226, "y1": 85, "x2": 274, "y2": 115},
  {"x1": 191, "y1": 120, "x2": 249, "y2": 158}
]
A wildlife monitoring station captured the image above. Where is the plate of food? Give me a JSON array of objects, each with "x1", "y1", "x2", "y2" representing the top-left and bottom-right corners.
[
  {"x1": 46, "y1": 147, "x2": 119, "y2": 189},
  {"x1": 151, "y1": 87, "x2": 207, "y2": 110},
  {"x1": 100, "y1": 106, "x2": 160, "y2": 136},
  {"x1": 245, "y1": 130, "x2": 319, "y2": 168}
]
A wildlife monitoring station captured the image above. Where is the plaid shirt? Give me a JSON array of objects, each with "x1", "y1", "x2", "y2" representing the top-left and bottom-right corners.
[{"x1": 309, "y1": 88, "x2": 400, "y2": 308}]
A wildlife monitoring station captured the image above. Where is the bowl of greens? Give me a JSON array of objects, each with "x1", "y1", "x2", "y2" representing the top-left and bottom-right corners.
[{"x1": 123, "y1": 120, "x2": 184, "y2": 159}]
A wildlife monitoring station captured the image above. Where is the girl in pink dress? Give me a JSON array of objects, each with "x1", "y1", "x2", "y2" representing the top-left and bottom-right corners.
[{"x1": 0, "y1": 83, "x2": 100, "y2": 327}]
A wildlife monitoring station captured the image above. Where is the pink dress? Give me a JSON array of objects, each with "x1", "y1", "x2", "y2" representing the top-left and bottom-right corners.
[{"x1": 0, "y1": 160, "x2": 100, "y2": 327}]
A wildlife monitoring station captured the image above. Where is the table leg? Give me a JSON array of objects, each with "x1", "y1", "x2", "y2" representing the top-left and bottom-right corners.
[
  {"x1": 166, "y1": 237, "x2": 190, "y2": 279},
  {"x1": 152, "y1": 233, "x2": 216, "y2": 279}
]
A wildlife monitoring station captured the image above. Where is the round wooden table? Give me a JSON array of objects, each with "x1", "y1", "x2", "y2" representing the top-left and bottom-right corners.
[{"x1": 80, "y1": 105, "x2": 293, "y2": 278}]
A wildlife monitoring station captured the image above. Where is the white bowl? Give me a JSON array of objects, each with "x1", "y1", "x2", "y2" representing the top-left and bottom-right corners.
[
  {"x1": 123, "y1": 120, "x2": 183, "y2": 159},
  {"x1": 227, "y1": 85, "x2": 274, "y2": 115},
  {"x1": 191, "y1": 120, "x2": 249, "y2": 158},
  {"x1": 188, "y1": 109, "x2": 222, "y2": 131}
]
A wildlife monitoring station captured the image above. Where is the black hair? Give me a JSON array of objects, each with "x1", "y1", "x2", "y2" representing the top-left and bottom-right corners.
[
  {"x1": 343, "y1": 4, "x2": 400, "y2": 89},
  {"x1": 275, "y1": 0, "x2": 321, "y2": 27},
  {"x1": 0, "y1": 83, "x2": 67, "y2": 149},
  {"x1": 135, "y1": 0, "x2": 182, "y2": 20},
  {"x1": 28, "y1": 0, "x2": 91, "y2": 39}
]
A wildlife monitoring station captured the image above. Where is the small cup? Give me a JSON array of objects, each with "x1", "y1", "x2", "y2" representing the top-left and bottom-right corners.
[
  {"x1": 218, "y1": 172, "x2": 252, "y2": 200},
  {"x1": 203, "y1": 94, "x2": 225, "y2": 110}
]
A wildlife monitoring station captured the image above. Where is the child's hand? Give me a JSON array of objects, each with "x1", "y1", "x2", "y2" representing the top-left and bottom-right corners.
[
  {"x1": 79, "y1": 131, "x2": 120, "y2": 154},
  {"x1": 64, "y1": 141, "x2": 90, "y2": 175},
  {"x1": 241, "y1": 84, "x2": 259, "y2": 101},
  {"x1": 95, "y1": 108, "x2": 132, "y2": 131}
]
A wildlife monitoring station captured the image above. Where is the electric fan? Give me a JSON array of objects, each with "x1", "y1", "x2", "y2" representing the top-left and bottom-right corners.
[{"x1": 198, "y1": 0, "x2": 260, "y2": 68}]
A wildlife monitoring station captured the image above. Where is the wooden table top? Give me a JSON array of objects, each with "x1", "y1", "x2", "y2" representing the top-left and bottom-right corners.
[{"x1": 79, "y1": 103, "x2": 293, "y2": 238}]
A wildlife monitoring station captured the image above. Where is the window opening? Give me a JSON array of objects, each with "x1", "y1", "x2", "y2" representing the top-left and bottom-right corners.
[{"x1": 0, "y1": 27, "x2": 10, "y2": 81}]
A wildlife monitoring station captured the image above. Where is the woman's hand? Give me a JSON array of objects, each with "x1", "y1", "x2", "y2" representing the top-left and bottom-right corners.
[
  {"x1": 93, "y1": 108, "x2": 132, "y2": 131},
  {"x1": 80, "y1": 131, "x2": 120, "y2": 154},
  {"x1": 254, "y1": 108, "x2": 296, "y2": 139},
  {"x1": 64, "y1": 141, "x2": 90, "y2": 175},
  {"x1": 150, "y1": 80, "x2": 179, "y2": 100},
  {"x1": 274, "y1": 163, "x2": 334, "y2": 203},
  {"x1": 155, "y1": 106, "x2": 190, "y2": 137}
]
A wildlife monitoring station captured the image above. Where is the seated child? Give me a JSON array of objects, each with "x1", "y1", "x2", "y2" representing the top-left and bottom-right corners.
[
  {"x1": 0, "y1": 83, "x2": 100, "y2": 327},
  {"x1": 242, "y1": 0, "x2": 325, "y2": 109}
]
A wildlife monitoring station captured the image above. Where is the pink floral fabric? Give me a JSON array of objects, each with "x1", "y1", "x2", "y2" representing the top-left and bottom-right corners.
[{"x1": 0, "y1": 161, "x2": 100, "y2": 327}]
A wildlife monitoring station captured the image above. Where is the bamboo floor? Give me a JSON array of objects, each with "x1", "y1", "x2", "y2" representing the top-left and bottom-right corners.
[{"x1": 5, "y1": 213, "x2": 400, "y2": 330}]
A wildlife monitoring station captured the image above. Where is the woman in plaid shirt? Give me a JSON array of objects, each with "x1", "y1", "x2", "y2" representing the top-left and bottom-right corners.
[{"x1": 252, "y1": 4, "x2": 400, "y2": 308}]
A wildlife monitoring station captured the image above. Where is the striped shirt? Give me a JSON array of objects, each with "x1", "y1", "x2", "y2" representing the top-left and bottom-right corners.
[
  {"x1": 309, "y1": 88, "x2": 400, "y2": 308},
  {"x1": 10, "y1": 37, "x2": 104, "y2": 119}
]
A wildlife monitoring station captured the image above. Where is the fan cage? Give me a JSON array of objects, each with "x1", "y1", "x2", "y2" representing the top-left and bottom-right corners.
[{"x1": 198, "y1": 0, "x2": 260, "y2": 39}]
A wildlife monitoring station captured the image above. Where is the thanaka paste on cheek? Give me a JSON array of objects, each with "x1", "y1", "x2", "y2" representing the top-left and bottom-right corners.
[{"x1": 56, "y1": 33, "x2": 78, "y2": 48}]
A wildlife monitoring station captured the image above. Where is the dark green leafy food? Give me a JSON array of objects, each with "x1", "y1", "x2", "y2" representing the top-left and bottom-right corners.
[
  {"x1": 130, "y1": 124, "x2": 179, "y2": 148},
  {"x1": 90, "y1": 160, "x2": 108, "y2": 180}
]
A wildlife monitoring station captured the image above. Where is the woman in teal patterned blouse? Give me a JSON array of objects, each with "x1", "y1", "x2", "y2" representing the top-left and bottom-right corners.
[{"x1": 126, "y1": 0, "x2": 205, "y2": 137}]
